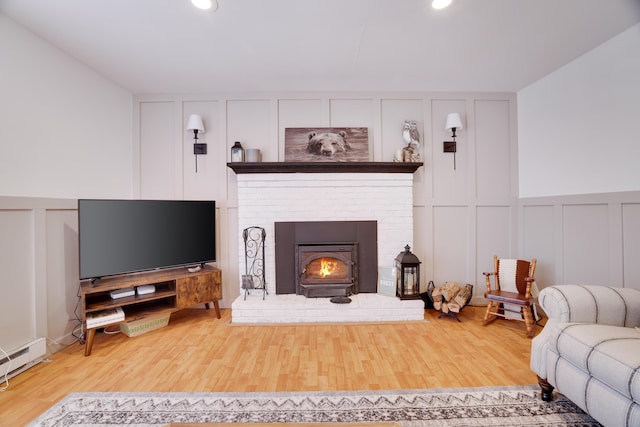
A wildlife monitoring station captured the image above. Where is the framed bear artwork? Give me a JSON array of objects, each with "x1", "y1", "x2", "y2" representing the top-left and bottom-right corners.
[{"x1": 284, "y1": 127, "x2": 369, "y2": 162}]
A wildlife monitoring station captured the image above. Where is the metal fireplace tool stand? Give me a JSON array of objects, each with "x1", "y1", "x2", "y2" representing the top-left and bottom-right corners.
[{"x1": 242, "y1": 226, "x2": 267, "y2": 300}]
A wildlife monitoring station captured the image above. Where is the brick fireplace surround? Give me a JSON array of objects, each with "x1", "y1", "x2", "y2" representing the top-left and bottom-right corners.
[{"x1": 229, "y1": 162, "x2": 425, "y2": 323}]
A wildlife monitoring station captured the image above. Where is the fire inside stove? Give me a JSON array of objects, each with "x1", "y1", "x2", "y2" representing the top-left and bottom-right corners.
[
  {"x1": 306, "y1": 257, "x2": 348, "y2": 280},
  {"x1": 295, "y1": 243, "x2": 358, "y2": 298}
]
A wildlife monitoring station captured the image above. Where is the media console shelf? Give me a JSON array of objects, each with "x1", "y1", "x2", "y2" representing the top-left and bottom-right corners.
[{"x1": 81, "y1": 265, "x2": 221, "y2": 356}]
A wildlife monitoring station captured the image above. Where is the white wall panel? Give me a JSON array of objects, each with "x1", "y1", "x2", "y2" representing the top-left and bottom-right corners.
[
  {"x1": 431, "y1": 99, "x2": 468, "y2": 201},
  {"x1": 45, "y1": 209, "x2": 80, "y2": 346},
  {"x1": 521, "y1": 205, "x2": 556, "y2": 288},
  {"x1": 475, "y1": 100, "x2": 511, "y2": 200},
  {"x1": 380, "y1": 99, "x2": 427, "y2": 205},
  {"x1": 227, "y1": 100, "x2": 271, "y2": 157},
  {"x1": 226, "y1": 100, "x2": 271, "y2": 204},
  {"x1": 412, "y1": 205, "x2": 431, "y2": 293},
  {"x1": 433, "y1": 206, "x2": 468, "y2": 285},
  {"x1": 183, "y1": 101, "x2": 223, "y2": 201},
  {"x1": 476, "y1": 206, "x2": 511, "y2": 287},
  {"x1": 140, "y1": 102, "x2": 177, "y2": 199},
  {"x1": 278, "y1": 99, "x2": 323, "y2": 161},
  {"x1": 563, "y1": 204, "x2": 610, "y2": 285},
  {"x1": 0, "y1": 210, "x2": 35, "y2": 350},
  {"x1": 380, "y1": 99, "x2": 424, "y2": 163},
  {"x1": 329, "y1": 99, "x2": 375, "y2": 160},
  {"x1": 623, "y1": 203, "x2": 640, "y2": 290}
]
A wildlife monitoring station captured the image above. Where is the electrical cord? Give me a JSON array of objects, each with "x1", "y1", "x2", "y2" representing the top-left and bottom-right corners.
[
  {"x1": 0, "y1": 346, "x2": 11, "y2": 392},
  {"x1": 74, "y1": 283, "x2": 85, "y2": 344},
  {"x1": 102, "y1": 326, "x2": 121, "y2": 335}
]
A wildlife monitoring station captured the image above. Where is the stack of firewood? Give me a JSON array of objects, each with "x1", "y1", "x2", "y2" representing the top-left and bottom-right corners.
[{"x1": 432, "y1": 282, "x2": 473, "y2": 313}]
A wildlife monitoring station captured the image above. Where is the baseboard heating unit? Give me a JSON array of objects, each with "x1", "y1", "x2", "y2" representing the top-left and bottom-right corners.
[{"x1": 0, "y1": 337, "x2": 46, "y2": 380}]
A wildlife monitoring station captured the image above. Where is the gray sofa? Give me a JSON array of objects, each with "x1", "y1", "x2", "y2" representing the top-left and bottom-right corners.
[{"x1": 530, "y1": 285, "x2": 640, "y2": 427}]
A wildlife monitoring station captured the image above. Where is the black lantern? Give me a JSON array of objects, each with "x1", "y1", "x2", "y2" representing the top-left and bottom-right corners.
[
  {"x1": 230, "y1": 141, "x2": 245, "y2": 162},
  {"x1": 395, "y1": 244, "x2": 421, "y2": 300}
]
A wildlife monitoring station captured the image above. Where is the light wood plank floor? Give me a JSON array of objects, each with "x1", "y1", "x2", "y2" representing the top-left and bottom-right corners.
[{"x1": 0, "y1": 306, "x2": 543, "y2": 425}]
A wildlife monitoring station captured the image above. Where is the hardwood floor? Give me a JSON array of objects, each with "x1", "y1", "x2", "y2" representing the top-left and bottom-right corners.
[{"x1": 0, "y1": 306, "x2": 542, "y2": 425}]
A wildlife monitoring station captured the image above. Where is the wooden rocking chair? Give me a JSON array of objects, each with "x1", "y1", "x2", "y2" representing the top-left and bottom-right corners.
[{"x1": 482, "y1": 255, "x2": 537, "y2": 337}]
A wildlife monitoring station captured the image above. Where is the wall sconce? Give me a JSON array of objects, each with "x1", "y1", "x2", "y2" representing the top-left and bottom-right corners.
[
  {"x1": 187, "y1": 114, "x2": 206, "y2": 173},
  {"x1": 444, "y1": 113, "x2": 463, "y2": 170}
]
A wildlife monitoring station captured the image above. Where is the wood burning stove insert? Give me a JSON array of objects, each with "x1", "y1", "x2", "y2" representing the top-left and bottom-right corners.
[
  {"x1": 295, "y1": 243, "x2": 358, "y2": 298},
  {"x1": 274, "y1": 220, "x2": 377, "y2": 296}
]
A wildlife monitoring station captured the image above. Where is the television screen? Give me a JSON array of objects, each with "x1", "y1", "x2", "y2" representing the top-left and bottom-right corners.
[{"x1": 79, "y1": 199, "x2": 216, "y2": 280}]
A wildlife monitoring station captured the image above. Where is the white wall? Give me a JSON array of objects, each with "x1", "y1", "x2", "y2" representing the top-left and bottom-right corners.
[
  {"x1": 518, "y1": 23, "x2": 640, "y2": 198},
  {"x1": 0, "y1": 14, "x2": 133, "y2": 199}
]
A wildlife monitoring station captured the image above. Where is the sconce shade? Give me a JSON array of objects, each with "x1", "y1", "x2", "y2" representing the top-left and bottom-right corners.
[
  {"x1": 445, "y1": 113, "x2": 463, "y2": 131},
  {"x1": 187, "y1": 114, "x2": 205, "y2": 133}
]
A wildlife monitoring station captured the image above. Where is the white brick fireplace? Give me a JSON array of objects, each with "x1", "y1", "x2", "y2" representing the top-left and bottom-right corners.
[{"x1": 229, "y1": 163, "x2": 425, "y2": 323}]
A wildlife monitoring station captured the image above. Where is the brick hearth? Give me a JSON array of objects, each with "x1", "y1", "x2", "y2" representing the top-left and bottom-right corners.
[{"x1": 231, "y1": 293, "x2": 424, "y2": 323}]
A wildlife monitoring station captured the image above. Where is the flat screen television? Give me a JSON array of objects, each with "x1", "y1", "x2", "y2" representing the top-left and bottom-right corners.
[{"x1": 78, "y1": 199, "x2": 216, "y2": 281}]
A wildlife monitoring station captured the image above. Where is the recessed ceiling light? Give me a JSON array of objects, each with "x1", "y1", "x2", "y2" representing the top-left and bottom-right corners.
[
  {"x1": 432, "y1": 0, "x2": 453, "y2": 10},
  {"x1": 191, "y1": 0, "x2": 218, "y2": 11}
]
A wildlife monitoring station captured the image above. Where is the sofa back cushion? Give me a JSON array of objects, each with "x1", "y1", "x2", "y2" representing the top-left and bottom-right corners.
[{"x1": 539, "y1": 285, "x2": 640, "y2": 327}]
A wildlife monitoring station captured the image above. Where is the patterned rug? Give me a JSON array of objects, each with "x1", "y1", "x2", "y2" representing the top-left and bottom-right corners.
[{"x1": 28, "y1": 384, "x2": 601, "y2": 427}]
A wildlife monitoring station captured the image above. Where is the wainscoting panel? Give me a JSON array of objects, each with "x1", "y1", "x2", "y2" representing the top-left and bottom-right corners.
[
  {"x1": 182, "y1": 100, "x2": 223, "y2": 201},
  {"x1": 431, "y1": 99, "x2": 468, "y2": 200},
  {"x1": 563, "y1": 204, "x2": 610, "y2": 285},
  {"x1": 139, "y1": 101, "x2": 176, "y2": 199},
  {"x1": 44, "y1": 209, "x2": 79, "y2": 345},
  {"x1": 226, "y1": 99, "x2": 271, "y2": 204},
  {"x1": 623, "y1": 203, "x2": 640, "y2": 289},
  {"x1": 380, "y1": 98, "x2": 428, "y2": 206},
  {"x1": 521, "y1": 205, "x2": 556, "y2": 288},
  {"x1": 476, "y1": 206, "x2": 512, "y2": 285},
  {"x1": 0, "y1": 209, "x2": 36, "y2": 350},
  {"x1": 329, "y1": 99, "x2": 375, "y2": 131},
  {"x1": 433, "y1": 206, "x2": 469, "y2": 286},
  {"x1": 475, "y1": 100, "x2": 512, "y2": 200},
  {"x1": 277, "y1": 99, "x2": 324, "y2": 159},
  {"x1": 519, "y1": 192, "x2": 640, "y2": 291},
  {"x1": 0, "y1": 197, "x2": 78, "y2": 361},
  {"x1": 380, "y1": 99, "x2": 425, "y2": 164}
]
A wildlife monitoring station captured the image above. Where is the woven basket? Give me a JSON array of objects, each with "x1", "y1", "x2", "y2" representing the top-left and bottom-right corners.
[{"x1": 119, "y1": 313, "x2": 170, "y2": 337}]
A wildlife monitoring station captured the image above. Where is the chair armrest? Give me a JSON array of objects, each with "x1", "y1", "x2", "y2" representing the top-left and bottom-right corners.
[
  {"x1": 538, "y1": 284, "x2": 640, "y2": 327},
  {"x1": 482, "y1": 272, "x2": 496, "y2": 292}
]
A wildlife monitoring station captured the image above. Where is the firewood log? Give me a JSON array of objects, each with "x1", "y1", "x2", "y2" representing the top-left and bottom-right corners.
[
  {"x1": 441, "y1": 282, "x2": 460, "y2": 301},
  {"x1": 441, "y1": 302, "x2": 450, "y2": 313},
  {"x1": 447, "y1": 301, "x2": 461, "y2": 313},
  {"x1": 454, "y1": 284, "x2": 472, "y2": 307}
]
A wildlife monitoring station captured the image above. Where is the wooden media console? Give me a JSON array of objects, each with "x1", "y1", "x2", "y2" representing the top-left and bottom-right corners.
[{"x1": 80, "y1": 265, "x2": 221, "y2": 356}]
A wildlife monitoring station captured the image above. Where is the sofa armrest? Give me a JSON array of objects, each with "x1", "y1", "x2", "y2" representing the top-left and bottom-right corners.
[{"x1": 538, "y1": 285, "x2": 640, "y2": 327}]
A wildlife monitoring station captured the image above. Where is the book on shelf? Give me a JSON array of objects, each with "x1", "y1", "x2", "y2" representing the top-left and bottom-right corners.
[{"x1": 86, "y1": 306, "x2": 125, "y2": 328}]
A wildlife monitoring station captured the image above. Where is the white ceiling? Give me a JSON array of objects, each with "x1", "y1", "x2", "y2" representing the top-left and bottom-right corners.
[{"x1": 2, "y1": 0, "x2": 640, "y2": 95}]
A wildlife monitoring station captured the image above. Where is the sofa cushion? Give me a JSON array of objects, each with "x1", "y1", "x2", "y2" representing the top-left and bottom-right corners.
[{"x1": 549, "y1": 322, "x2": 640, "y2": 401}]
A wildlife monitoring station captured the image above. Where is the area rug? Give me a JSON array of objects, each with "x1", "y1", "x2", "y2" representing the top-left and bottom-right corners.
[{"x1": 28, "y1": 384, "x2": 601, "y2": 427}]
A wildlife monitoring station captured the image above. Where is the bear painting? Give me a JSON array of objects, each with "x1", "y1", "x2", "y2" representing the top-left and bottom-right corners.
[
  {"x1": 306, "y1": 131, "x2": 351, "y2": 156},
  {"x1": 285, "y1": 127, "x2": 369, "y2": 162}
]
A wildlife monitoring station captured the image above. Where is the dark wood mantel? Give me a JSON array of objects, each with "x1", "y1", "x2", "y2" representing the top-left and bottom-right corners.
[{"x1": 227, "y1": 162, "x2": 423, "y2": 174}]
